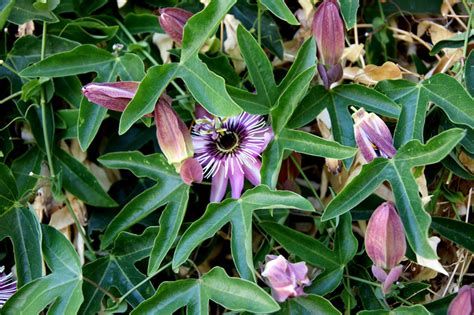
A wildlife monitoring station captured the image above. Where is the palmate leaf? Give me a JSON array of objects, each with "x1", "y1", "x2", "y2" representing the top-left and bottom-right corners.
[
  {"x1": 376, "y1": 73, "x2": 474, "y2": 147},
  {"x1": 132, "y1": 267, "x2": 279, "y2": 314},
  {"x1": 322, "y1": 129, "x2": 466, "y2": 259},
  {"x1": 80, "y1": 227, "x2": 158, "y2": 315},
  {"x1": 3, "y1": 225, "x2": 83, "y2": 315},
  {"x1": 0, "y1": 207, "x2": 43, "y2": 287},
  {"x1": 173, "y1": 185, "x2": 314, "y2": 282},
  {"x1": 260, "y1": 212, "x2": 357, "y2": 295},
  {"x1": 117, "y1": 0, "x2": 242, "y2": 134},
  {"x1": 98, "y1": 151, "x2": 189, "y2": 274},
  {"x1": 278, "y1": 294, "x2": 341, "y2": 315}
]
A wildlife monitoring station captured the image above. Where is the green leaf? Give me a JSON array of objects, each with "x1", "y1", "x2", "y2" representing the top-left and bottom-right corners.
[
  {"x1": 124, "y1": 13, "x2": 162, "y2": 34},
  {"x1": 271, "y1": 66, "x2": 316, "y2": 135},
  {"x1": 358, "y1": 305, "x2": 430, "y2": 315},
  {"x1": 279, "y1": 294, "x2": 341, "y2": 315},
  {"x1": 178, "y1": 56, "x2": 242, "y2": 117},
  {"x1": 261, "y1": 128, "x2": 356, "y2": 188},
  {"x1": 323, "y1": 129, "x2": 466, "y2": 259},
  {"x1": 287, "y1": 85, "x2": 330, "y2": 129},
  {"x1": 237, "y1": 25, "x2": 279, "y2": 107},
  {"x1": 260, "y1": 0, "x2": 299, "y2": 25},
  {"x1": 53, "y1": 148, "x2": 117, "y2": 207},
  {"x1": 11, "y1": 146, "x2": 43, "y2": 197},
  {"x1": 54, "y1": 76, "x2": 83, "y2": 108},
  {"x1": 3, "y1": 225, "x2": 83, "y2": 315},
  {"x1": 173, "y1": 185, "x2": 313, "y2": 281},
  {"x1": 7, "y1": 0, "x2": 58, "y2": 24},
  {"x1": 181, "y1": 0, "x2": 236, "y2": 61},
  {"x1": 0, "y1": 0, "x2": 16, "y2": 30},
  {"x1": 119, "y1": 63, "x2": 178, "y2": 135},
  {"x1": 0, "y1": 163, "x2": 18, "y2": 213},
  {"x1": 339, "y1": 0, "x2": 359, "y2": 30},
  {"x1": 98, "y1": 151, "x2": 189, "y2": 257},
  {"x1": 430, "y1": 30, "x2": 474, "y2": 55},
  {"x1": 377, "y1": 74, "x2": 474, "y2": 147},
  {"x1": 0, "y1": 207, "x2": 42, "y2": 287},
  {"x1": 81, "y1": 228, "x2": 158, "y2": 314},
  {"x1": 431, "y1": 217, "x2": 474, "y2": 252},
  {"x1": 227, "y1": 86, "x2": 270, "y2": 114},
  {"x1": 132, "y1": 267, "x2": 279, "y2": 314},
  {"x1": 278, "y1": 37, "x2": 317, "y2": 92},
  {"x1": 466, "y1": 51, "x2": 474, "y2": 97}
]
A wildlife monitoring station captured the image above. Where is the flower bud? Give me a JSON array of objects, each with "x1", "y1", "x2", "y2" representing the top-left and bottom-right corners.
[
  {"x1": 448, "y1": 285, "x2": 474, "y2": 315},
  {"x1": 158, "y1": 7, "x2": 193, "y2": 45},
  {"x1": 154, "y1": 95, "x2": 196, "y2": 168},
  {"x1": 0, "y1": 266, "x2": 16, "y2": 307},
  {"x1": 365, "y1": 202, "x2": 406, "y2": 270},
  {"x1": 312, "y1": 0, "x2": 345, "y2": 66},
  {"x1": 81, "y1": 81, "x2": 138, "y2": 112},
  {"x1": 352, "y1": 108, "x2": 397, "y2": 163},
  {"x1": 179, "y1": 157, "x2": 203, "y2": 185},
  {"x1": 261, "y1": 255, "x2": 311, "y2": 302}
]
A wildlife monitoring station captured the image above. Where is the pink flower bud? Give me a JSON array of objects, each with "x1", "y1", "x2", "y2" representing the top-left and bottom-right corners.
[
  {"x1": 154, "y1": 95, "x2": 196, "y2": 168},
  {"x1": 312, "y1": 0, "x2": 345, "y2": 66},
  {"x1": 81, "y1": 81, "x2": 139, "y2": 112},
  {"x1": 448, "y1": 285, "x2": 474, "y2": 315},
  {"x1": 261, "y1": 255, "x2": 311, "y2": 302},
  {"x1": 352, "y1": 108, "x2": 397, "y2": 163},
  {"x1": 158, "y1": 7, "x2": 193, "y2": 45},
  {"x1": 365, "y1": 202, "x2": 406, "y2": 270},
  {"x1": 179, "y1": 157, "x2": 203, "y2": 185}
]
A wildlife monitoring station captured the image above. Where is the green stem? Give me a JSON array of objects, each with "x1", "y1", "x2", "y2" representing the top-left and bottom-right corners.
[
  {"x1": 344, "y1": 275, "x2": 381, "y2": 287},
  {"x1": 115, "y1": 261, "x2": 172, "y2": 305},
  {"x1": 393, "y1": 294, "x2": 414, "y2": 306},
  {"x1": 0, "y1": 91, "x2": 22, "y2": 104},
  {"x1": 115, "y1": 19, "x2": 186, "y2": 96},
  {"x1": 463, "y1": 1, "x2": 473, "y2": 58},
  {"x1": 64, "y1": 198, "x2": 97, "y2": 260},
  {"x1": 257, "y1": 0, "x2": 262, "y2": 45},
  {"x1": 0, "y1": 59, "x2": 22, "y2": 77}
]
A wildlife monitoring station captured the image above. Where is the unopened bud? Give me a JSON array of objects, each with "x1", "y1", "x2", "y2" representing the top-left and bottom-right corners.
[
  {"x1": 352, "y1": 108, "x2": 396, "y2": 163},
  {"x1": 81, "y1": 81, "x2": 139, "y2": 112},
  {"x1": 365, "y1": 202, "x2": 406, "y2": 270},
  {"x1": 312, "y1": 0, "x2": 345, "y2": 66},
  {"x1": 158, "y1": 7, "x2": 193, "y2": 45},
  {"x1": 448, "y1": 285, "x2": 474, "y2": 315}
]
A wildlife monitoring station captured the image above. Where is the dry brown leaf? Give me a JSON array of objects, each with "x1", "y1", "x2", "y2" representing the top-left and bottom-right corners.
[
  {"x1": 224, "y1": 14, "x2": 246, "y2": 74},
  {"x1": 152, "y1": 33, "x2": 174, "y2": 64},
  {"x1": 416, "y1": 237, "x2": 449, "y2": 278},
  {"x1": 364, "y1": 62, "x2": 403, "y2": 81},
  {"x1": 342, "y1": 44, "x2": 365, "y2": 63},
  {"x1": 441, "y1": 0, "x2": 461, "y2": 16},
  {"x1": 418, "y1": 21, "x2": 455, "y2": 45},
  {"x1": 459, "y1": 150, "x2": 474, "y2": 173}
]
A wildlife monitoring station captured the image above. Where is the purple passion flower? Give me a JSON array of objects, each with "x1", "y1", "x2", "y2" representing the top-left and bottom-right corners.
[
  {"x1": 0, "y1": 266, "x2": 16, "y2": 307},
  {"x1": 192, "y1": 112, "x2": 272, "y2": 202},
  {"x1": 261, "y1": 255, "x2": 311, "y2": 302},
  {"x1": 352, "y1": 107, "x2": 397, "y2": 163}
]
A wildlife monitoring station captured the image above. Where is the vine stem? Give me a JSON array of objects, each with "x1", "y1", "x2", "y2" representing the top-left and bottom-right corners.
[
  {"x1": 0, "y1": 91, "x2": 22, "y2": 104},
  {"x1": 114, "y1": 261, "x2": 172, "y2": 306},
  {"x1": 114, "y1": 19, "x2": 186, "y2": 96},
  {"x1": 257, "y1": 0, "x2": 262, "y2": 45}
]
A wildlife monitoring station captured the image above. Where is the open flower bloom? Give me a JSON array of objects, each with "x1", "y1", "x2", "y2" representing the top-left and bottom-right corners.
[
  {"x1": 261, "y1": 255, "x2": 311, "y2": 302},
  {"x1": 0, "y1": 266, "x2": 16, "y2": 307},
  {"x1": 365, "y1": 202, "x2": 406, "y2": 294},
  {"x1": 448, "y1": 285, "x2": 474, "y2": 315},
  {"x1": 82, "y1": 82, "x2": 203, "y2": 185},
  {"x1": 192, "y1": 111, "x2": 272, "y2": 202},
  {"x1": 158, "y1": 7, "x2": 193, "y2": 45},
  {"x1": 352, "y1": 108, "x2": 397, "y2": 163}
]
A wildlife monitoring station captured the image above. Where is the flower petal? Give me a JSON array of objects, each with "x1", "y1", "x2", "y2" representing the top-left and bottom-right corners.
[
  {"x1": 243, "y1": 159, "x2": 261, "y2": 186},
  {"x1": 210, "y1": 167, "x2": 228, "y2": 202}
]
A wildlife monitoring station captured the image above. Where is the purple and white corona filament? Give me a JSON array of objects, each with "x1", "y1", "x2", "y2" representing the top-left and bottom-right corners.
[
  {"x1": 192, "y1": 112, "x2": 272, "y2": 202},
  {"x1": 0, "y1": 266, "x2": 16, "y2": 307}
]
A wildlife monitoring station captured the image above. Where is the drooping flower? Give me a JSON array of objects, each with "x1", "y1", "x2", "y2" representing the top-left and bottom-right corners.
[
  {"x1": 312, "y1": 0, "x2": 345, "y2": 89},
  {"x1": 365, "y1": 202, "x2": 406, "y2": 294},
  {"x1": 158, "y1": 7, "x2": 193, "y2": 45},
  {"x1": 447, "y1": 285, "x2": 474, "y2": 315},
  {"x1": 261, "y1": 255, "x2": 311, "y2": 302},
  {"x1": 82, "y1": 82, "x2": 203, "y2": 185},
  {"x1": 192, "y1": 111, "x2": 272, "y2": 202},
  {"x1": 352, "y1": 107, "x2": 397, "y2": 163},
  {"x1": 0, "y1": 266, "x2": 16, "y2": 307}
]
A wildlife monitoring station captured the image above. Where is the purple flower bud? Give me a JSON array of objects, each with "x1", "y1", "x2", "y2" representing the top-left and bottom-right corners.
[
  {"x1": 179, "y1": 157, "x2": 203, "y2": 185},
  {"x1": 352, "y1": 108, "x2": 397, "y2": 163},
  {"x1": 0, "y1": 266, "x2": 16, "y2": 307},
  {"x1": 158, "y1": 7, "x2": 193, "y2": 45},
  {"x1": 448, "y1": 285, "x2": 474, "y2": 315},
  {"x1": 154, "y1": 95, "x2": 198, "y2": 170},
  {"x1": 261, "y1": 255, "x2": 311, "y2": 302},
  {"x1": 312, "y1": 0, "x2": 345, "y2": 66},
  {"x1": 365, "y1": 202, "x2": 406, "y2": 270},
  {"x1": 372, "y1": 265, "x2": 403, "y2": 295},
  {"x1": 82, "y1": 81, "x2": 139, "y2": 113}
]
